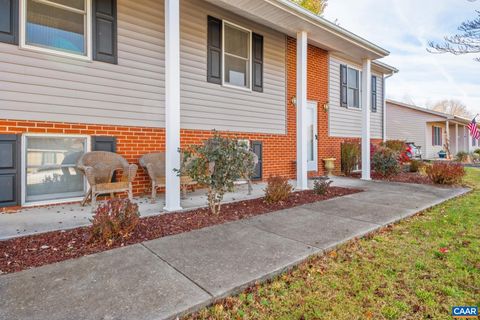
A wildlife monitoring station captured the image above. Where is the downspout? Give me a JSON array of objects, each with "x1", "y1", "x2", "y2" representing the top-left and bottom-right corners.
[{"x1": 382, "y1": 72, "x2": 395, "y2": 142}]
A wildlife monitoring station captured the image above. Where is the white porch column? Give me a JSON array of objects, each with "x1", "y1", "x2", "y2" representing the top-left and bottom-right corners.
[
  {"x1": 164, "y1": 0, "x2": 182, "y2": 211},
  {"x1": 455, "y1": 123, "x2": 459, "y2": 155},
  {"x1": 466, "y1": 125, "x2": 472, "y2": 152},
  {"x1": 361, "y1": 59, "x2": 372, "y2": 180},
  {"x1": 464, "y1": 125, "x2": 468, "y2": 151},
  {"x1": 296, "y1": 31, "x2": 308, "y2": 190},
  {"x1": 446, "y1": 120, "x2": 450, "y2": 157}
]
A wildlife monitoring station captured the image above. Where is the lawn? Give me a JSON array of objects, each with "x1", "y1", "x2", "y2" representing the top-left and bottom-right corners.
[{"x1": 188, "y1": 168, "x2": 480, "y2": 320}]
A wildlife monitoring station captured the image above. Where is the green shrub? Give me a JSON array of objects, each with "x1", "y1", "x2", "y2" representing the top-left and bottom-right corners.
[
  {"x1": 475, "y1": 149, "x2": 480, "y2": 155},
  {"x1": 472, "y1": 152, "x2": 480, "y2": 162},
  {"x1": 264, "y1": 176, "x2": 293, "y2": 204},
  {"x1": 313, "y1": 177, "x2": 332, "y2": 195},
  {"x1": 426, "y1": 162, "x2": 465, "y2": 185},
  {"x1": 180, "y1": 132, "x2": 255, "y2": 215},
  {"x1": 341, "y1": 141, "x2": 360, "y2": 175},
  {"x1": 409, "y1": 159, "x2": 423, "y2": 173},
  {"x1": 90, "y1": 198, "x2": 140, "y2": 246},
  {"x1": 381, "y1": 140, "x2": 407, "y2": 153},
  {"x1": 372, "y1": 147, "x2": 401, "y2": 177},
  {"x1": 455, "y1": 151, "x2": 469, "y2": 163}
]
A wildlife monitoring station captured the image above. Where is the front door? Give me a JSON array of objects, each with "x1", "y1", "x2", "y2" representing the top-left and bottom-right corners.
[{"x1": 306, "y1": 101, "x2": 318, "y2": 171}]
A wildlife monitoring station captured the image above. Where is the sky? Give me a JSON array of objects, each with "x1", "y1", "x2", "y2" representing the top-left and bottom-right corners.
[{"x1": 323, "y1": 0, "x2": 480, "y2": 115}]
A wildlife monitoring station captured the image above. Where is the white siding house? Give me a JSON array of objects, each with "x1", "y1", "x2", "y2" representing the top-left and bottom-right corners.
[{"x1": 386, "y1": 100, "x2": 477, "y2": 159}]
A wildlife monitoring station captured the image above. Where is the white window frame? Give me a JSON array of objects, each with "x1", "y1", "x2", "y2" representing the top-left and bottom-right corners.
[
  {"x1": 21, "y1": 133, "x2": 91, "y2": 207},
  {"x1": 345, "y1": 65, "x2": 362, "y2": 109},
  {"x1": 19, "y1": 0, "x2": 93, "y2": 61},
  {"x1": 221, "y1": 20, "x2": 252, "y2": 92}
]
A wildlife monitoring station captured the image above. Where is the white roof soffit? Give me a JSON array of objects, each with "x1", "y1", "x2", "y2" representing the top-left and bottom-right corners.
[
  {"x1": 372, "y1": 60, "x2": 399, "y2": 75},
  {"x1": 205, "y1": 0, "x2": 390, "y2": 60}
]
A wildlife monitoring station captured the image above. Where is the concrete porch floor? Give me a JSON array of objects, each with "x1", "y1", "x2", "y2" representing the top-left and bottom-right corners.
[{"x1": 0, "y1": 182, "x2": 267, "y2": 240}]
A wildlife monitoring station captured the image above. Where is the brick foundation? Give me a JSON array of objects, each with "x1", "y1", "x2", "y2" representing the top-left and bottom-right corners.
[{"x1": 0, "y1": 36, "x2": 381, "y2": 203}]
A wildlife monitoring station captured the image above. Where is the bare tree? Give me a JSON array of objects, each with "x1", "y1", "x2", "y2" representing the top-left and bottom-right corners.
[
  {"x1": 291, "y1": 0, "x2": 328, "y2": 15},
  {"x1": 431, "y1": 99, "x2": 473, "y2": 118},
  {"x1": 428, "y1": 8, "x2": 480, "y2": 61}
]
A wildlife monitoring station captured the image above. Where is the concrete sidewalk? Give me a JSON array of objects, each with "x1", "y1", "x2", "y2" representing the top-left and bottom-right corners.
[{"x1": 0, "y1": 178, "x2": 469, "y2": 320}]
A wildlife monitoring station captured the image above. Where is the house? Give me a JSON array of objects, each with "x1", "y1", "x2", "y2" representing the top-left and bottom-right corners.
[
  {"x1": 0, "y1": 0, "x2": 397, "y2": 210},
  {"x1": 386, "y1": 100, "x2": 478, "y2": 159}
]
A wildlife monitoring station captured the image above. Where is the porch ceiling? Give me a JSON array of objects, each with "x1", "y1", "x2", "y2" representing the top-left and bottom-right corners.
[{"x1": 203, "y1": 0, "x2": 390, "y2": 61}]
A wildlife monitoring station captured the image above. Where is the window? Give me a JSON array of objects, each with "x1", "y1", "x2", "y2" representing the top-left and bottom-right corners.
[
  {"x1": 347, "y1": 67, "x2": 360, "y2": 108},
  {"x1": 473, "y1": 138, "x2": 477, "y2": 147},
  {"x1": 371, "y1": 75, "x2": 377, "y2": 112},
  {"x1": 23, "y1": 135, "x2": 88, "y2": 204},
  {"x1": 223, "y1": 21, "x2": 251, "y2": 89},
  {"x1": 22, "y1": 0, "x2": 90, "y2": 58},
  {"x1": 340, "y1": 65, "x2": 362, "y2": 108},
  {"x1": 432, "y1": 126, "x2": 442, "y2": 146}
]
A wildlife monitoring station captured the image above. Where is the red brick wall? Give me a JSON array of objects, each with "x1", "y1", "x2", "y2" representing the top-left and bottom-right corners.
[{"x1": 0, "y1": 36, "x2": 381, "y2": 200}]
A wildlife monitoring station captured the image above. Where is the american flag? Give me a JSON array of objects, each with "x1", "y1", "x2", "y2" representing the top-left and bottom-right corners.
[{"x1": 467, "y1": 116, "x2": 480, "y2": 140}]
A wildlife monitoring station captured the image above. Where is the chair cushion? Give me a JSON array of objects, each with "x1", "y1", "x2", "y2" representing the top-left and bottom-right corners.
[{"x1": 95, "y1": 181, "x2": 129, "y2": 191}]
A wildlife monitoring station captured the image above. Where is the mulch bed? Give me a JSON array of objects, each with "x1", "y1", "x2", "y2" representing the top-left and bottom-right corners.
[
  {"x1": 0, "y1": 187, "x2": 360, "y2": 275},
  {"x1": 349, "y1": 172, "x2": 433, "y2": 185}
]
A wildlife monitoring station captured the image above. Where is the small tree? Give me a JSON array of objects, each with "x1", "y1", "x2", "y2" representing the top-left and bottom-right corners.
[
  {"x1": 180, "y1": 132, "x2": 255, "y2": 215},
  {"x1": 431, "y1": 99, "x2": 472, "y2": 118},
  {"x1": 291, "y1": 0, "x2": 327, "y2": 15}
]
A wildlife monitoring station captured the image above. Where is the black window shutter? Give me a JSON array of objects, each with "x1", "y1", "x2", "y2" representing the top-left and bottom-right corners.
[
  {"x1": 92, "y1": 136, "x2": 117, "y2": 182},
  {"x1": 207, "y1": 16, "x2": 222, "y2": 84},
  {"x1": 93, "y1": 0, "x2": 117, "y2": 64},
  {"x1": 0, "y1": 134, "x2": 21, "y2": 207},
  {"x1": 252, "y1": 33, "x2": 264, "y2": 92},
  {"x1": 0, "y1": 0, "x2": 18, "y2": 45},
  {"x1": 371, "y1": 75, "x2": 377, "y2": 112},
  {"x1": 251, "y1": 141, "x2": 263, "y2": 180},
  {"x1": 92, "y1": 136, "x2": 117, "y2": 152},
  {"x1": 340, "y1": 64, "x2": 348, "y2": 107}
]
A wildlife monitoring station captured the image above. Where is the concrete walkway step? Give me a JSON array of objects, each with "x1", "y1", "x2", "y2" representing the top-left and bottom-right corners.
[{"x1": 0, "y1": 178, "x2": 470, "y2": 320}]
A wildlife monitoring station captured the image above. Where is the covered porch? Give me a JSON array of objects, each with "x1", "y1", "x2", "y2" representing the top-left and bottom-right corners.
[
  {"x1": 161, "y1": 0, "x2": 388, "y2": 210},
  {"x1": 0, "y1": 182, "x2": 267, "y2": 240},
  {"x1": 425, "y1": 117, "x2": 474, "y2": 159}
]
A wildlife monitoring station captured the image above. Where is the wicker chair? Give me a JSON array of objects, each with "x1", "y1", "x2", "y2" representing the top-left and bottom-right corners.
[
  {"x1": 139, "y1": 152, "x2": 197, "y2": 203},
  {"x1": 77, "y1": 151, "x2": 138, "y2": 207}
]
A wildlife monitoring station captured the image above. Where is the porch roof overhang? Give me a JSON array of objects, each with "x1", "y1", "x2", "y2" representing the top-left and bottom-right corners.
[
  {"x1": 372, "y1": 60, "x2": 399, "y2": 75},
  {"x1": 204, "y1": 0, "x2": 391, "y2": 61}
]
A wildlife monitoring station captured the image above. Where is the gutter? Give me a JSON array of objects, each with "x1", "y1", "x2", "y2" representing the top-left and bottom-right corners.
[
  {"x1": 268, "y1": 0, "x2": 391, "y2": 58},
  {"x1": 382, "y1": 71, "x2": 398, "y2": 142}
]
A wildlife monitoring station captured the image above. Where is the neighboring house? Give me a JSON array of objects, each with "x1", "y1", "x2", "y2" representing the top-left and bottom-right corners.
[
  {"x1": 0, "y1": 0, "x2": 397, "y2": 210},
  {"x1": 386, "y1": 100, "x2": 478, "y2": 159}
]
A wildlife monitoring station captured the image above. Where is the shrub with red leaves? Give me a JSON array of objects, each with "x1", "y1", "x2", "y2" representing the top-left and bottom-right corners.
[
  {"x1": 90, "y1": 198, "x2": 140, "y2": 246},
  {"x1": 398, "y1": 150, "x2": 411, "y2": 164},
  {"x1": 426, "y1": 162, "x2": 466, "y2": 185},
  {"x1": 372, "y1": 146, "x2": 401, "y2": 177}
]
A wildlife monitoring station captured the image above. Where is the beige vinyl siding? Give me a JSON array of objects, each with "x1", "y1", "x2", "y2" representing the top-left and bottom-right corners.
[
  {"x1": 179, "y1": 0, "x2": 286, "y2": 134},
  {"x1": 0, "y1": 0, "x2": 165, "y2": 127},
  {"x1": 0, "y1": 0, "x2": 287, "y2": 133},
  {"x1": 328, "y1": 55, "x2": 383, "y2": 139},
  {"x1": 426, "y1": 122, "x2": 446, "y2": 159},
  {"x1": 386, "y1": 102, "x2": 446, "y2": 158}
]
